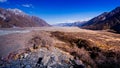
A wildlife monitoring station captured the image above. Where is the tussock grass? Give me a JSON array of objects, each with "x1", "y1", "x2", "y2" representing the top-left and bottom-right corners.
[{"x1": 51, "y1": 31, "x2": 120, "y2": 68}]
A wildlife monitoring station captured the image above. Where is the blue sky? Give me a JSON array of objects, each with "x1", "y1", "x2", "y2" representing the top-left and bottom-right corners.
[{"x1": 0, "y1": 0, "x2": 120, "y2": 24}]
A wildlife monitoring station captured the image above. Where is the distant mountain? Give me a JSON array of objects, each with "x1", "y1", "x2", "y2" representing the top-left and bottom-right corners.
[
  {"x1": 54, "y1": 21, "x2": 87, "y2": 27},
  {"x1": 0, "y1": 8, "x2": 50, "y2": 28},
  {"x1": 81, "y1": 7, "x2": 120, "y2": 33}
]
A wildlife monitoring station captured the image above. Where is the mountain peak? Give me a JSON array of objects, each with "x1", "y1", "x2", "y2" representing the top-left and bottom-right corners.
[
  {"x1": 7, "y1": 8, "x2": 26, "y2": 16},
  {"x1": 0, "y1": 8, "x2": 50, "y2": 28},
  {"x1": 114, "y1": 6, "x2": 120, "y2": 10},
  {"x1": 110, "y1": 6, "x2": 120, "y2": 15}
]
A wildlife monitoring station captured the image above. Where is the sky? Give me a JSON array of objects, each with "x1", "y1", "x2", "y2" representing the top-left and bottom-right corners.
[{"x1": 0, "y1": 0, "x2": 120, "y2": 24}]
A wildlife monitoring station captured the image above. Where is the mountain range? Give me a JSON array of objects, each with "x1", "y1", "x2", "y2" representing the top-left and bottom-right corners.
[
  {"x1": 54, "y1": 21, "x2": 87, "y2": 27},
  {"x1": 0, "y1": 6, "x2": 120, "y2": 68},
  {"x1": 55, "y1": 7, "x2": 120, "y2": 33},
  {"x1": 0, "y1": 8, "x2": 50, "y2": 28},
  {"x1": 0, "y1": 7, "x2": 120, "y2": 33}
]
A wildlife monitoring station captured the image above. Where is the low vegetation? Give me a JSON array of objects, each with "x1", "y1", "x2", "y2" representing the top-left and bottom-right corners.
[
  {"x1": 51, "y1": 31, "x2": 120, "y2": 68},
  {"x1": 0, "y1": 28, "x2": 120, "y2": 68}
]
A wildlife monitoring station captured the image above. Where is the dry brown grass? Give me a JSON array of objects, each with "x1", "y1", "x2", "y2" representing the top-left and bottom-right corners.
[
  {"x1": 0, "y1": 27, "x2": 120, "y2": 68},
  {"x1": 51, "y1": 31, "x2": 120, "y2": 68}
]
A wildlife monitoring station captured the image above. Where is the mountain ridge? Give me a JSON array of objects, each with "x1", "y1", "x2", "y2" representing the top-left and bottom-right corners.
[
  {"x1": 0, "y1": 8, "x2": 50, "y2": 28},
  {"x1": 81, "y1": 7, "x2": 120, "y2": 33}
]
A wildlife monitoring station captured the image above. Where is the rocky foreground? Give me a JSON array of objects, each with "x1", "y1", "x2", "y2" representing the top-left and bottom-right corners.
[{"x1": 0, "y1": 27, "x2": 120, "y2": 68}]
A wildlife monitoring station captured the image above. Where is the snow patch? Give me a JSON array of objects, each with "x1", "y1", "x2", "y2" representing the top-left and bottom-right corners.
[
  {"x1": 7, "y1": 8, "x2": 26, "y2": 17},
  {"x1": 0, "y1": 14, "x2": 6, "y2": 20}
]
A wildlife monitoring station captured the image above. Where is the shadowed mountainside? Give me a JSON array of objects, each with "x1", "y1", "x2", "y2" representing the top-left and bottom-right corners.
[{"x1": 81, "y1": 7, "x2": 120, "y2": 33}]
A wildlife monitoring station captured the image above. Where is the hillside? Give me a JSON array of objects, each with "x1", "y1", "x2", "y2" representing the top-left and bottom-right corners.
[
  {"x1": 81, "y1": 7, "x2": 120, "y2": 33},
  {"x1": 0, "y1": 8, "x2": 50, "y2": 28}
]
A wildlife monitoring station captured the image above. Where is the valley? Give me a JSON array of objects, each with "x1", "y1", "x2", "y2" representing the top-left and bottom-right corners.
[
  {"x1": 0, "y1": 1, "x2": 120, "y2": 68},
  {"x1": 0, "y1": 27, "x2": 120, "y2": 68}
]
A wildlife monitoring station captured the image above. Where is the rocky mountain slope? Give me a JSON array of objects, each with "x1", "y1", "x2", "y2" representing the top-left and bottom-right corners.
[
  {"x1": 81, "y1": 7, "x2": 120, "y2": 33},
  {"x1": 0, "y1": 27, "x2": 120, "y2": 68},
  {"x1": 0, "y1": 8, "x2": 50, "y2": 28}
]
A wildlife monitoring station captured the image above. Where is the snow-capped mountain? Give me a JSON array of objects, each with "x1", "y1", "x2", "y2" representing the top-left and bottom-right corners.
[
  {"x1": 0, "y1": 8, "x2": 50, "y2": 28},
  {"x1": 7, "y1": 8, "x2": 27, "y2": 16},
  {"x1": 54, "y1": 21, "x2": 87, "y2": 27}
]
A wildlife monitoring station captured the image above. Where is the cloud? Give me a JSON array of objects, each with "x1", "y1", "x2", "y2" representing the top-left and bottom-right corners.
[
  {"x1": 0, "y1": 0, "x2": 7, "y2": 3},
  {"x1": 22, "y1": 4, "x2": 33, "y2": 8}
]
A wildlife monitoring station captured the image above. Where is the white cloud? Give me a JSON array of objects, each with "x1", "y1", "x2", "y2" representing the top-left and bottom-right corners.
[
  {"x1": 22, "y1": 4, "x2": 33, "y2": 8},
  {"x1": 0, "y1": 0, "x2": 7, "y2": 3}
]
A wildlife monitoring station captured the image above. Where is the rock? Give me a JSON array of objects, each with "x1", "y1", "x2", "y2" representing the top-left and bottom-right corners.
[
  {"x1": 25, "y1": 65, "x2": 32, "y2": 68},
  {"x1": 69, "y1": 57, "x2": 85, "y2": 68},
  {"x1": 0, "y1": 46, "x2": 80, "y2": 68}
]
